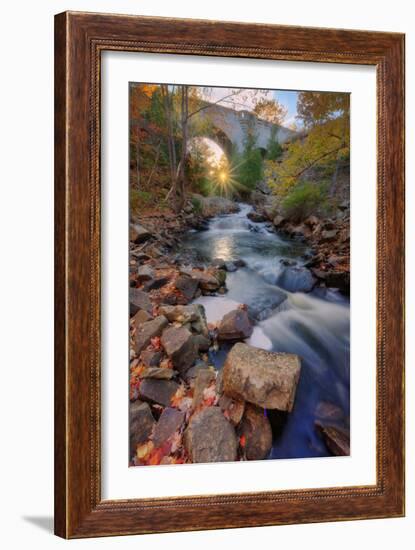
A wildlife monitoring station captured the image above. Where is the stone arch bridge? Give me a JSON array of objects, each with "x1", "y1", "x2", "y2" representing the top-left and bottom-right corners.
[{"x1": 193, "y1": 101, "x2": 297, "y2": 155}]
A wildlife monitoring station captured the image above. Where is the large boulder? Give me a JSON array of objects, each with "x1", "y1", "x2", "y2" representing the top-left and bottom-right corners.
[
  {"x1": 217, "y1": 309, "x2": 253, "y2": 341},
  {"x1": 134, "y1": 315, "x2": 168, "y2": 355},
  {"x1": 130, "y1": 288, "x2": 152, "y2": 317},
  {"x1": 152, "y1": 407, "x2": 185, "y2": 448},
  {"x1": 239, "y1": 404, "x2": 272, "y2": 460},
  {"x1": 184, "y1": 407, "x2": 238, "y2": 463},
  {"x1": 223, "y1": 343, "x2": 301, "y2": 412},
  {"x1": 275, "y1": 266, "x2": 316, "y2": 293},
  {"x1": 138, "y1": 378, "x2": 179, "y2": 407},
  {"x1": 129, "y1": 401, "x2": 155, "y2": 458},
  {"x1": 130, "y1": 223, "x2": 151, "y2": 244},
  {"x1": 161, "y1": 326, "x2": 199, "y2": 374}
]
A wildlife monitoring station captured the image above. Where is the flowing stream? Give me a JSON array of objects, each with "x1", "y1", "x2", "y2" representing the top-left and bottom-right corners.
[{"x1": 180, "y1": 203, "x2": 350, "y2": 459}]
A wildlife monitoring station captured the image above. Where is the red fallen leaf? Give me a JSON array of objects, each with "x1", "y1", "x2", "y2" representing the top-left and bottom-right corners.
[
  {"x1": 146, "y1": 440, "x2": 172, "y2": 466},
  {"x1": 150, "y1": 336, "x2": 162, "y2": 350},
  {"x1": 239, "y1": 435, "x2": 246, "y2": 448}
]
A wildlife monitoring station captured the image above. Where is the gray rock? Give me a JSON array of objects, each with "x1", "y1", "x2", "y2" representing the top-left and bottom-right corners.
[
  {"x1": 161, "y1": 326, "x2": 199, "y2": 374},
  {"x1": 158, "y1": 304, "x2": 208, "y2": 336},
  {"x1": 223, "y1": 343, "x2": 301, "y2": 412},
  {"x1": 247, "y1": 211, "x2": 267, "y2": 223},
  {"x1": 338, "y1": 200, "x2": 350, "y2": 211},
  {"x1": 215, "y1": 369, "x2": 224, "y2": 395},
  {"x1": 183, "y1": 360, "x2": 210, "y2": 383},
  {"x1": 321, "y1": 229, "x2": 338, "y2": 241},
  {"x1": 130, "y1": 288, "x2": 152, "y2": 317},
  {"x1": 140, "y1": 367, "x2": 177, "y2": 380},
  {"x1": 135, "y1": 315, "x2": 168, "y2": 355},
  {"x1": 218, "y1": 394, "x2": 245, "y2": 426},
  {"x1": 324, "y1": 271, "x2": 350, "y2": 295},
  {"x1": 273, "y1": 215, "x2": 286, "y2": 227},
  {"x1": 211, "y1": 258, "x2": 226, "y2": 269},
  {"x1": 218, "y1": 309, "x2": 253, "y2": 341},
  {"x1": 238, "y1": 404, "x2": 272, "y2": 460},
  {"x1": 315, "y1": 401, "x2": 346, "y2": 424},
  {"x1": 316, "y1": 422, "x2": 350, "y2": 456},
  {"x1": 304, "y1": 215, "x2": 320, "y2": 227},
  {"x1": 129, "y1": 401, "x2": 155, "y2": 458},
  {"x1": 193, "y1": 368, "x2": 216, "y2": 408},
  {"x1": 184, "y1": 407, "x2": 238, "y2": 463},
  {"x1": 276, "y1": 266, "x2": 316, "y2": 293},
  {"x1": 194, "y1": 271, "x2": 220, "y2": 291},
  {"x1": 143, "y1": 277, "x2": 169, "y2": 291},
  {"x1": 152, "y1": 407, "x2": 185, "y2": 448},
  {"x1": 140, "y1": 349, "x2": 162, "y2": 367},
  {"x1": 234, "y1": 258, "x2": 246, "y2": 268},
  {"x1": 132, "y1": 309, "x2": 153, "y2": 326},
  {"x1": 137, "y1": 265, "x2": 154, "y2": 282},
  {"x1": 247, "y1": 289, "x2": 288, "y2": 322},
  {"x1": 175, "y1": 275, "x2": 199, "y2": 301},
  {"x1": 193, "y1": 334, "x2": 211, "y2": 351},
  {"x1": 138, "y1": 379, "x2": 179, "y2": 407},
  {"x1": 130, "y1": 223, "x2": 151, "y2": 244}
]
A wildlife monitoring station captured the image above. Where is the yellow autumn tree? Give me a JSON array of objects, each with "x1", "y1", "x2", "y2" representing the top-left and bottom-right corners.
[{"x1": 265, "y1": 92, "x2": 350, "y2": 199}]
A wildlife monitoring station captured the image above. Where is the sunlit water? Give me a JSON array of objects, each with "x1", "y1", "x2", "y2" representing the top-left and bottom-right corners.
[{"x1": 180, "y1": 203, "x2": 350, "y2": 459}]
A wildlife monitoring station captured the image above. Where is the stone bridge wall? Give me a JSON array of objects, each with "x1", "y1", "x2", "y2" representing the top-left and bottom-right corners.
[{"x1": 194, "y1": 102, "x2": 296, "y2": 153}]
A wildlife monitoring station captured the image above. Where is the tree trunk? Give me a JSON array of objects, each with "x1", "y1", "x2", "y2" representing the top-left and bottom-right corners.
[
  {"x1": 161, "y1": 85, "x2": 177, "y2": 203},
  {"x1": 136, "y1": 123, "x2": 140, "y2": 190}
]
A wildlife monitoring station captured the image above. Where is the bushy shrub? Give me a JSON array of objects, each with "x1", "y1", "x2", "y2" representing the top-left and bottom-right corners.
[
  {"x1": 236, "y1": 148, "x2": 263, "y2": 193},
  {"x1": 266, "y1": 139, "x2": 283, "y2": 161},
  {"x1": 282, "y1": 181, "x2": 328, "y2": 221},
  {"x1": 191, "y1": 196, "x2": 203, "y2": 213},
  {"x1": 130, "y1": 188, "x2": 152, "y2": 211}
]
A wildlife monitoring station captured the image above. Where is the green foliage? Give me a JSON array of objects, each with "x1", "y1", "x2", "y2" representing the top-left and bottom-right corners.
[
  {"x1": 282, "y1": 181, "x2": 329, "y2": 221},
  {"x1": 239, "y1": 148, "x2": 263, "y2": 191},
  {"x1": 265, "y1": 128, "x2": 283, "y2": 161},
  {"x1": 130, "y1": 189, "x2": 152, "y2": 211},
  {"x1": 266, "y1": 138, "x2": 283, "y2": 161},
  {"x1": 191, "y1": 196, "x2": 203, "y2": 213},
  {"x1": 232, "y1": 131, "x2": 264, "y2": 193},
  {"x1": 266, "y1": 92, "x2": 350, "y2": 199}
]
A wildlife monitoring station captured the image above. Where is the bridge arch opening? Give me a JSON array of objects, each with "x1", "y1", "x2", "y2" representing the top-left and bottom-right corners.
[{"x1": 187, "y1": 137, "x2": 239, "y2": 197}]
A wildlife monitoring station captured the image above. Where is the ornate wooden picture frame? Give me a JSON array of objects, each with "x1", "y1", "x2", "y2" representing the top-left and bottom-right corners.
[{"x1": 54, "y1": 11, "x2": 405, "y2": 538}]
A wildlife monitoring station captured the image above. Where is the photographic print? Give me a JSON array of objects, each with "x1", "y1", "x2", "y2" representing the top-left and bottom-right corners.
[{"x1": 129, "y1": 83, "x2": 350, "y2": 467}]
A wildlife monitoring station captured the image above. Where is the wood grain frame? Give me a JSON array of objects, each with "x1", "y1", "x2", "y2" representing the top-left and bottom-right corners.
[{"x1": 54, "y1": 11, "x2": 405, "y2": 538}]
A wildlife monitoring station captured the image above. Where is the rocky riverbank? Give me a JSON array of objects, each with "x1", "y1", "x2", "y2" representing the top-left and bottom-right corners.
[
  {"x1": 129, "y1": 196, "x2": 350, "y2": 467},
  {"x1": 247, "y1": 199, "x2": 350, "y2": 296},
  {"x1": 129, "y1": 287, "x2": 302, "y2": 465}
]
